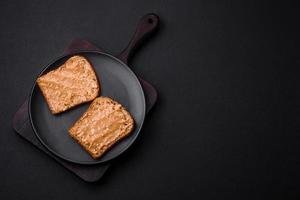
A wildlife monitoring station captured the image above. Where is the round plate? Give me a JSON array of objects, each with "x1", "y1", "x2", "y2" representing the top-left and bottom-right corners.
[{"x1": 29, "y1": 51, "x2": 146, "y2": 164}]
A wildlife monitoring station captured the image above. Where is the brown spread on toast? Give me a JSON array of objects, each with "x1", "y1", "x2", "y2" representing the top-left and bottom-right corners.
[
  {"x1": 37, "y1": 55, "x2": 99, "y2": 114},
  {"x1": 68, "y1": 97, "x2": 134, "y2": 159}
]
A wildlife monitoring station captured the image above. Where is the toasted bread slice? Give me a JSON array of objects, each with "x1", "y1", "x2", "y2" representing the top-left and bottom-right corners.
[
  {"x1": 37, "y1": 55, "x2": 99, "y2": 114},
  {"x1": 68, "y1": 97, "x2": 134, "y2": 159}
]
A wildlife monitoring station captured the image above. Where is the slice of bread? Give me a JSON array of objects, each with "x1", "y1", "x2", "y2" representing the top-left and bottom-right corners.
[
  {"x1": 68, "y1": 97, "x2": 134, "y2": 159},
  {"x1": 37, "y1": 55, "x2": 99, "y2": 114}
]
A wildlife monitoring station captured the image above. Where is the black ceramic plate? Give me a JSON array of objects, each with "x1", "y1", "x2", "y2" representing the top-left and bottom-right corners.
[{"x1": 29, "y1": 51, "x2": 146, "y2": 164}]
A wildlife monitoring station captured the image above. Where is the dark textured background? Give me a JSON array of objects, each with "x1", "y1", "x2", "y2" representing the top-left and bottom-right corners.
[{"x1": 0, "y1": 0, "x2": 299, "y2": 199}]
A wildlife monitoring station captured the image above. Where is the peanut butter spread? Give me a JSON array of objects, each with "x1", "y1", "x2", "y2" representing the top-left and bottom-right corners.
[
  {"x1": 68, "y1": 97, "x2": 134, "y2": 159},
  {"x1": 37, "y1": 55, "x2": 99, "y2": 114}
]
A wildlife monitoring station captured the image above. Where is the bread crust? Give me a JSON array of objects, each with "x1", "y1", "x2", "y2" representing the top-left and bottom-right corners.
[
  {"x1": 37, "y1": 55, "x2": 100, "y2": 114},
  {"x1": 68, "y1": 97, "x2": 134, "y2": 159}
]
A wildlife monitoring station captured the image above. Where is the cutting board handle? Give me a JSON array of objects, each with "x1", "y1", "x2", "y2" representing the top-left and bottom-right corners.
[{"x1": 117, "y1": 13, "x2": 159, "y2": 64}]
